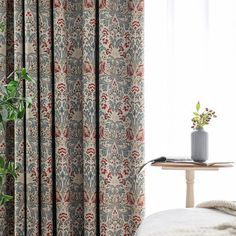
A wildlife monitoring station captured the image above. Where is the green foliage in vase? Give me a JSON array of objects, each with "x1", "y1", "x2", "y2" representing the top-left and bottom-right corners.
[
  {"x1": 0, "y1": 69, "x2": 33, "y2": 205},
  {"x1": 191, "y1": 101, "x2": 217, "y2": 129}
]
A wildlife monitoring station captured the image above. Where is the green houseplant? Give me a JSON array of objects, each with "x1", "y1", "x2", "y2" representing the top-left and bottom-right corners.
[
  {"x1": 191, "y1": 102, "x2": 217, "y2": 162},
  {"x1": 0, "y1": 22, "x2": 33, "y2": 205},
  {"x1": 0, "y1": 68, "x2": 33, "y2": 205}
]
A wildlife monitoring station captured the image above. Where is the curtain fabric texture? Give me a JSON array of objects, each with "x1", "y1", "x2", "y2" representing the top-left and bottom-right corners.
[{"x1": 0, "y1": 0, "x2": 144, "y2": 235}]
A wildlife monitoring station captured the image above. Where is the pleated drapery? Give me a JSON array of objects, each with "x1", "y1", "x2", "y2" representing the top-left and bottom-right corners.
[{"x1": 0, "y1": 0, "x2": 144, "y2": 235}]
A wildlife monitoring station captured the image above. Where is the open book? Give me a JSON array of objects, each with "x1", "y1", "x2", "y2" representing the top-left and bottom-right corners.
[
  {"x1": 155, "y1": 160, "x2": 234, "y2": 167},
  {"x1": 139, "y1": 156, "x2": 234, "y2": 172}
]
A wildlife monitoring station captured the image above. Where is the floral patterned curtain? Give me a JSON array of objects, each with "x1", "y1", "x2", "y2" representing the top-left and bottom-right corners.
[{"x1": 0, "y1": 0, "x2": 144, "y2": 235}]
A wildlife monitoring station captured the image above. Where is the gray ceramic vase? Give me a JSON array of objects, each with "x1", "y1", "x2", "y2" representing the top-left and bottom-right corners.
[{"x1": 191, "y1": 128, "x2": 208, "y2": 162}]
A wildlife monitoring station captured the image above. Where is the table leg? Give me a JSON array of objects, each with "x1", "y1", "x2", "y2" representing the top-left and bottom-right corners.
[{"x1": 186, "y1": 170, "x2": 195, "y2": 208}]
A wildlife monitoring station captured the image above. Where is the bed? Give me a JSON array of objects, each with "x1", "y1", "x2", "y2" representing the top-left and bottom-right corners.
[{"x1": 136, "y1": 201, "x2": 236, "y2": 236}]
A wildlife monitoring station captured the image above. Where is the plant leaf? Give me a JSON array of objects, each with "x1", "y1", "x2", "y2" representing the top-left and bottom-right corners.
[
  {"x1": 25, "y1": 97, "x2": 33, "y2": 108},
  {"x1": 6, "y1": 80, "x2": 18, "y2": 95},
  {"x1": 25, "y1": 74, "x2": 33, "y2": 82},
  {"x1": 17, "y1": 109, "x2": 25, "y2": 119},
  {"x1": 0, "y1": 157, "x2": 4, "y2": 168},
  {"x1": 0, "y1": 194, "x2": 13, "y2": 205},
  {"x1": 21, "y1": 68, "x2": 27, "y2": 76},
  {"x1": 196, "y1": 102, "x2": 200, "y2": 112}
]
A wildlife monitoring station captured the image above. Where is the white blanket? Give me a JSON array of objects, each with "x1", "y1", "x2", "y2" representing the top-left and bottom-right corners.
[
  {"x1": 196, "y1": 200, "x2": 236, "y2": 234},
  {"x1": 136, "y1": 201, "x2": 236, "y2": 236},
  {"x1": 196, "y1": 200, "x2": 236, "y2": 216}
]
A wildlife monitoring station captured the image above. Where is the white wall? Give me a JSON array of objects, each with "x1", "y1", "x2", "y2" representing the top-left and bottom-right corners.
[{"x1": 145, "y1": 0, "x2": 236, "y2": 216}]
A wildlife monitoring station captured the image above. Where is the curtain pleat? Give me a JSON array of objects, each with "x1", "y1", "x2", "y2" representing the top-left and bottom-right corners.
[
  {"x1": 25, "y1": 0, "x2": 40, "y2": 234},
  {"x1": 99, "y1": 1, "x2": 144, "y2": 235},
  {"x1": 0, "y1": 0, "x2": 15, "y2": 235},
  {"x1": 0, "y1": 0, "x2": 144, "y2": 235},
  {"x1": 38, "y1": 1, "x2": 54, "y2": 235},
  {"x1": 14, "y1": 0, "x2": 26, "y2": 235}
]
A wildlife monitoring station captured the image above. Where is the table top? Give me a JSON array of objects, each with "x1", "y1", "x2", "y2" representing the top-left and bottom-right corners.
[{"x1": 151, "y1": 161, "x2": 234, "y2": 171}]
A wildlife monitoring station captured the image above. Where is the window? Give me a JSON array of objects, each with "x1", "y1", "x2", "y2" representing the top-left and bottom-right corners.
[{"x1": 145, "y1": 0, "x2": 236, "y2": 216}]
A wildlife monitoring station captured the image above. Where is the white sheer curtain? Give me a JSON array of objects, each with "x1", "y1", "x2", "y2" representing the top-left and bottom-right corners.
[{"x1": 145, "y1": 0, "x2": 236, "y2": 216}]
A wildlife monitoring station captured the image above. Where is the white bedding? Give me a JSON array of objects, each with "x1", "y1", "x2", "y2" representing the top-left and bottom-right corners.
[{"x1": 135, "y1": 208, "x2": 236, "y2": 236}]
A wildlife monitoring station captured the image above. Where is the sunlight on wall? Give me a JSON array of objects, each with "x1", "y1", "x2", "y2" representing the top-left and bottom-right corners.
[{"x1": 145, "y1": 0, "x2": 236, "y2": 216}]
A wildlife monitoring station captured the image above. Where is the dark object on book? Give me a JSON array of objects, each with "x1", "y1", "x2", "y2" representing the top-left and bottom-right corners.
[
  {"x1": 138, "y1": 156, "x2": 192, "y2": 173},
  {"x1": 138, "y1": 156, "x2": 167, "y2": 173}
]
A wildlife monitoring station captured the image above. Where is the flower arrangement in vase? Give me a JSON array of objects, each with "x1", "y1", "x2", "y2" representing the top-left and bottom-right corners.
[{"x1": 191, "y1": 102, "x2": 217, "y2": 162}]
